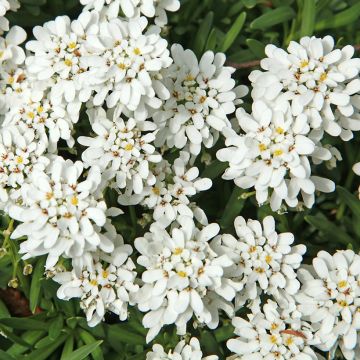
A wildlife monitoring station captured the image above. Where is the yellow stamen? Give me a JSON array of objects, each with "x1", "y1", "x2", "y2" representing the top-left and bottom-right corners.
[
  {"x1": 102, "y1": 270, "x2": 109, "y2": 279},
  {"x1": 276, "y1": 127, "x2": 284, "y2": 134},
  {"x1": 27, "y1": 112, "x2": 35, "y2": 119},
  {"x1": 271, "y1": 323, "x2": 278, "y2": 330},
  {"x1": 71, "y1": 196, "x2": 79, "y2": 206},
  {"x1": 300, "y1": 60, "x2": 309, "y2": 68},
  {"x1": 259, "y1": 143, "x2": 267, "y2": 152},
  {"x1": 90, "y1": 279, "x2": 98, "y2": 286},
  {"x1": 37, "y1": 106, "x2": 44, "y2": 113},
  {"x1": 177, "y1": 271, "x2": 187, "y2": 278},
  {"x1": 7, "y1": 77, "x2": 14, "y2": 84},
  {"x1": 265, "y1": 255, "x2": 272, "y2": 264},
  {"x1": 270, "y1": 335, "x2": 278, "y2": 344},
  {"x1": 338, "y1": 280, "x2": 348, "y2": 288},
  {"x1": 118, "y1": 63, "x2": 126, "y2": 70},
  {"x1": 68, "y1": 42, "x2": 77, "y2": 49},
  {"x1": 16, "y1": 156, "x2": 23, "y2": 164},
  {"x1": 173, "y1": 248, "x2": 183, "y2": 255},
  {"x1": 249, "y1": 245, "x2": 257, "y2": 253},
  {"x1": 274, "y1": 149, "x2": 284, "y2": 156},
  {"x1": 64, "y1": 59, "x2": 73, "y2": 67},
  {"x1": 285, "y1": 337, "x2": 294, "y2": 346},
  {"x1": 152, "y1": 187, "x2": 160, "y2": 195},
  {"x1": 185, "y1": 74, "x2": 194, "y2": 81},
  {"x1": 45, "y1": 192, "x2": 53, "y2": 200},
  {"x1": 124, "y1": 143, "x2": 134, "y2": 151},
  {"x1": 133, "y1": 48, "x2": 141, "y2": 55},
  {"x1": 338, "y1": 300, "x2": 348, "y2": 307}
]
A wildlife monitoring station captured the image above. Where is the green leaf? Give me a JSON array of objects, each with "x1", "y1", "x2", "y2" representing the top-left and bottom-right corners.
[
  {"x1": 0, "y1": 325, "x2": 32, "y2": 348},
  {"x1": 201, "y1": 160, "x2": 227, "y2": 180},
  {"x1": 246, "y1": 38, "x2": 265, "y2": 58},
  {"x1": 305, "y1": 214, "x2": 353, "y2": 246},
  {"x1": 65, "y1": 341, "x2": 103, "y2": 360},
  {"x1": 337, "y1": 186, "x2": 360, "y2": 219},
  {"x1": 29, "y1": 256, "x2": 46, "y2": 314},
  {"x1": 107, "y1": 324, "x2": 145, "y2": 346},
  {"x1": 20, "y1": 0, "x2": 47, "y2": 4},
  {"x1": 204, "y1": 28, "x2": 217, "y2": 52},
  {"x1": 220, "y1": 186, "x2": 246, "y2": 229},
  {"x1": 7, "y1": 330, "x2": 45, "y2": 357},
  {"x1": 300, "y1": 0, "x2": 316, "y2": 37},
  {"x1": 220, "y1": 12, "x2": 246, "y2": 52},
  {"x1": 315, "y1": 2, "x2": 360, "y2": 31},
  {"x1": 79, "y1": 330, "x2": 104, "y2": 360},
  {"x1": 0, "y1": 318, "x2": 45, "y2": 330},
  {"x1": 24, "y1": 334, "x2": 68, "y2": 360},
  {"x1": 0, "y1": 299, "x2": 10, "y2": 319},
  {"x1": 250, "y1": 6, "x2": 295, "y2": 30},
  {"x1": 193, "y1": 11, "x2": 214, "y2": 57},
  {"x1": 60, "y1": 336, "x2": 74, "y2": 360},
  {"x1": 0, "y1": 350, "x2": 15, "y2": 360},
  {"x1": 49, "y1": 315, "x2": 64, "y2": 341}
]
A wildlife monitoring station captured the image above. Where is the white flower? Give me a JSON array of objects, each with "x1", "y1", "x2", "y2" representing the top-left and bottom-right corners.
[
  {"x1": 9, "y1": 157, "x2": 113, "y2": 268},
  {"x1": 83, "y1": 16, "x2": 172, "y2": 117},
  {"x1": 147, "y1": 337, "x2": 218, "y2": 360},
  {"x1": 154, "y1": 44, "x2": 248, "y2": 155},
  {"x1": 227, "y1": 299, "x2": 319, "y2": 360},
  {"x1": 80, "y1": 0, "x2": 180, "y2": 26},
  {"x1": 296, "y1": 250, "x2": 360, "y2": 360},
  {"x1": 250, "y1": 36, "x2": 360, "y2": 141},
  {"x1": 217, "y1": 100, "x2": 335, "y2": 211},
  {"x1": 119, "y1": 151, "x2": 212, "y2": 227},
  {"x1": 134, "y1": 216, "x2": 236, "y2": 342},
  {"x1": 54, "y1": 243, "x2": 138, "y2": 327},
  {"x1": 3, "y1": 91, "x2": 80, "y2": 152},
  {"x1": 25, "y1": 13, "x2": 99, "y2": 103},
  {"x1": 0, "y1": 26, "x2": 26, "y2": 65},
  {"x1": 212, "y1": 215, "x2": 306, "y2": 309},
  {"x1": 0, "y1": 125, "x2": 49, "y2": 206},
  {"x1": 78, "y1": 107, "x2": 161, "y2": 196},
  {"x1": 0, "y1": 0, "x2": 19, "y2": 34}
]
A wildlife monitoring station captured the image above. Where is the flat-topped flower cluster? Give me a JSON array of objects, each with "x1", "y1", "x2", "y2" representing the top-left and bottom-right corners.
[{"x1": 1, "y1": 1, "x2": 360, "y2": 359}]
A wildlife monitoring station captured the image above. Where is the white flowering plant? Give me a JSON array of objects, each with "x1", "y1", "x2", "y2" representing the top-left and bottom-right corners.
[{"x1": 0, "y1": 0, "x2": 360, "y2": 359}]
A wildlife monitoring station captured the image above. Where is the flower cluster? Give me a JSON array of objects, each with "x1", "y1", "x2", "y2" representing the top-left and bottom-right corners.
[
  {"x1": 54, "y1": 243, "x2": 138, "y2": 327},
  {"x1": 218, "y1": 36, "x2": 360, "y2": 211},
  {"x1": 147, "y1": 337, "x2": 218, "y2": 360}
]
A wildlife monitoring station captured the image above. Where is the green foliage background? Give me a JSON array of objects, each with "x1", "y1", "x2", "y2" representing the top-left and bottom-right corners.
[{"x1": 1, "y1": 0, "x2": 360, "y2": 359}]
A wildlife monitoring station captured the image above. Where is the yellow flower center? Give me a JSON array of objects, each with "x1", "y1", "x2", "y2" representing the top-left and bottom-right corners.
[
  {"x1": 265, "y1": 255, "x2": 272, "y2": 264},
  {"x1": 133, "y1": 48, "x2": 141, "y2": 55},
  {"x1": 27, "y1": 112, "x2": 35, "y2": 119},
  {"x1": 274, "y1": 149, "x2": 284, "y2": 156},
  {"x1": 320, "y1": 72, "x2": 327, "y2": 82},
  {"x1": 338, "y1": 300, "x2": 348, "y2": 307},
  {"x1": 271, "y1": 323, "x2": 278, "y2": 330},
  {"x1": 46, "y1": 192, "x2": 53, "y2": 200},
  {"x1": 152, "y1": 187, "x2": 160, "y2": 195},
  {"x1": 173, "y1": 248, "x2": 183, "y2": 255},
  {"x1": 102, "y1": 270, "x2": 109, "y2": 279},
  {"x1": 270, "y1": 335, "x2": 278, "y2": 344},
  {"x1": 7, "y1": 77, "x2": 14, "y2": 84},
  {"x1": 124, "y1": 143, "x2": 134, "y2": 151},
  {"x1": 71, "y1": 196, "x2": 79, "y2": 206},
  {"x1": 16, "y1": 156, "x2": 23, "y2": 164},
  {"x1": 177, "y1": 271, "x2": 187, "y2": 278},
  {"x1": 118, "y1": 63, "x2": 126, "y2": 70},
  {"x1": 68, "y1": 42, "x2": 77, "y2": 49},
  {"x1": 338, "y1": 280, "x2": 348, "y2": 288},
  {"x1": 90, "y1": 279, "x2": 98, "y2": 286},
  {"x1": 64, "y1": 59, "x2": 73, "y2": 67},
  {"x1": 285, "y1": 337, "x2": 294, "y2": 346},
  {"x1": 276, "y1": 127, "x2": 284, "y2": 134},
  {"x1": 259, "y1": 143, "x2": 267, "y2": 152},
  {"x1": 300, "y1": 60, "x2": 309, "y2": 68},
  {"x1": 185, "y1": 74, "x2": 194, "y2": 81}
]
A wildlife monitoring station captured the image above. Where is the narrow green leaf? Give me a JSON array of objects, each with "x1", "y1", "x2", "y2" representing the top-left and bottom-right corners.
[
  {"x1": 193, "y1": 11, "x2": 214, "y2": 56},
  {"x1": 0, "y1": 318, "x2": 45, "y2": 330},
  {"x1": 60, "y1": 336, "x2": 74, "y2": 360},
  {"x1": 66, "y1": 341, "x2": 103, "y2": 360},
  {"x1": 201, "y1": 160, "x2": 227, "y2": 180},
  {"x1": 79, "y1": 330, "x2": 104, "y2": 360},
  {"x1": 0, "y1": 299, "x2": 10, "y2": 319},
  {"x1": 0, "y1": 350, "x2": 15, "y2": 360},
  {"x1": 300, "y1": 0, "x2": 316, "y2": 37},
  {"x1": 24, "y1": 334, "x2": 68, "y2": 360},
  {"x1": 315, "y1": 2, "x2": 360, "y2": 31},
  {"x1": 107, "y1": 324, "x2": 145, "y2": 346},
  {"x1": 246, "y1": 38, "x2": 265, "y2": 58},
  {"x1": 220, "y1": 186, "x2": 246, "y2": 229},
  {"x1": 221, "y1": 12, "x2": 246, "y2": 52},
  {"x1": 250, "y1": 6, "x2": 295, "y2": 30},
  {"x1": 49, "y1": 315, "x2": 64, "y2": 340},
  {"x1": 204, "y1": 28, "x2": 217, "y2": 52},
  {"x1": 29, "y1": 256, "x2": 46, "y2": 313},
  {"x1": 7, "y1": 330, "x2": 45, "y2": 357},
  {"x1": 0, "y1": 325, "x2": 32, "y2": 348},
  {"x1": 305, "y1": 214, "x2": 353, "y2": 246},
  {"x1": 337, "y1": 186, "x2": 360, "y2": 218}
]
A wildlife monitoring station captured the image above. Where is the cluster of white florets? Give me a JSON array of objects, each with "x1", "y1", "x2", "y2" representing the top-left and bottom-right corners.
[{"x1": 1, "y1": 2, "x2": 360, "y2": 360}]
